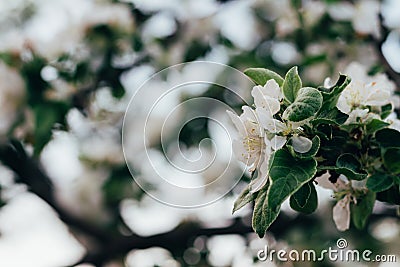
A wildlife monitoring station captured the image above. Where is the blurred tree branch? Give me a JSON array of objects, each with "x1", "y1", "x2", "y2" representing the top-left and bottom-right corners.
[{"x1": 0, "y1": 140, "x2": 111, "y2": 242}]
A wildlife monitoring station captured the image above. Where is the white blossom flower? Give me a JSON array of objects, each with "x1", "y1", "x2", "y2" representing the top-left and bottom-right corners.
[
  {"x1": 327, "y1": 0, "x2": 381, "y2": 37},
  {"x1": 229, "y1": 78, "x2": 314, "y2": 193},
  {"x1": 251, "y1": 80, "x2": 285, "y2": 134},
  {"x1": 337, "y1": 62, "x2": 395, "y2": 123},
  {"x1": 227, "y1": 106, "x2": 264, "y2": 170},
  {"x1": 228, "y1": 106, "x2": 275, "y2": 193},
  {"x1": 345, "y1": 108, "x2": 381, "y2": 124},
  {"x1": 249, "y1": 135, "x2": 285, "y2": 193},
  {"x1": 251, "y1": 79, "x2": 283, "y2": 114},
  {"x1": 337, "y1": 80, "x2": 391, "y2": 114},
  {"x1": 385, "y1": 112, "x2": 400, "y2": 132},
  {"x1": 332, "y1": 194, "x2": 351, "y2": 231},
  {"x1": 256, "y1": 107, "x2": 286, "y2": 134},
  {"x1": 316, "y1": 173, "x2": 352, "y2": 231},
  {"x1": 316, "y1": 173, "x2": 366, "y2": 231},
  {"x1": 252, "y1": 79, "x2": 313, "y2": 154}
]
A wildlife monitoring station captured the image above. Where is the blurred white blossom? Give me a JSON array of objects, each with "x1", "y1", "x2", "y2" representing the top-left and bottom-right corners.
[{"x1": 337, "y1": 62, "x2": 395, "y2": 123}]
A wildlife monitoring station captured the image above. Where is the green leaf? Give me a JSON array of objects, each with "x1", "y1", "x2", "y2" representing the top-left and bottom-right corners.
[
  {"x1": 366, "y1": 173, "x2": 394, "y2": 192},
  {"x1": 311, "y1": 107, "x2": 348, "y2": 126},
  {"x1": 287, "y1": 136, "x2": 320, "y2": 159},
  {"x1": 335, "y1": 153, "x2": 367, "y2": 180},
  {"x1": 282, "y1": 66, "x2": 302, "y2": 103},
  {"x1": 351, "y1": 191, "x2": 375, "y2": 230},
  {"x1": 289, "y1": 182, "x2": 318, "y2": 214},
  {"x1": 318, "y1": 127, "x2": 348, "y2": 162},
  {"x1": 33, "y1": 102, "x2": 69, "y2": 155},
  {"x1": 319, "y1": 74, "x2": 351, "y2": 110},
  {"x1": 366, "y1": 119, "x2": 390, "y2": 135},
  {"x1": 375, "y1": 128, "x2": 400, "y2": 148},
  {"x1": 283, "y1": 87, "x2": 323, "y2": 122},
  {"x1": 381, "y1": 103, "x2": 393, "y2": 119},
  {"x1": 267, "y1": 149, "x2": 317, "y2": 210},
  {"x1": 376, "y1": 185, "x2": 400, "y2": 205},
  {"x1": 252, "y1": 186, "x2": 280, "y2": 238},
  {"x1": 232, "y1": 185, "x2": 256, "y2": 214},
  {"x1": 244, "y1": 68, "x2": 284, "y2": 86},
  {"x1": 383, "y1": 148, "x2": 400, "y2": 175},
  {"x1": 103, "y1": 165, "x2": 145, "y2": 209}
]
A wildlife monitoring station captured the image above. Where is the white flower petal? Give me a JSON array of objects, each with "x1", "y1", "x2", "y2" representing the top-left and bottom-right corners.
[
  {"x1": 344, "y1": 108, "x2": 369, "y2": 124},
  {"x1": 344, "y1": 62, "x2": 368, "y2": 81},
  {"x1": 291, "y1": 135, "x2": 313, "y2": 153},
  {"x1": 335, "y1": 176, "x2": 350, "y2": 191},
  {"x1": 227, "y1": 110, "x2": 247, "y2": 137},
  {"x1": 352, "y1": 180, "x2": 366, "y2": 189},
  {"x1": 336, "y1": 93, "x2": 352, "y2": 114},
  {"x1": 265, "y1": 119, "x2": 286, "y2": 133},
  {"x1": 323, "y1": 77, "x2": 334, "y2": 88},
  {"x1": 232, "y1": 139, "x2": 254, "y2": 165},
  {"x1": 333, "y1": 196, "x2": 351, "y2": 231},
  {"x1": 252, "y1": 79, "x2": 282, "y2": 100},
  {"x1": 256, "y1": 108, "x2": 286, "y2": 133},
  {"x1": 249, "y1": 156, "x2": 270, "y2": 193},
  {"x1": 252, "y1": 80, "x2": 282, "y2": 114},
  {"x1": 265, "y1": 79, "x2": 283, "y2": 100},
  {"x1": 315, "y1": 172, "x2": 337, "y2": 191},
  {"x1": 270, "y1": 135, "x2": 286, "y2": 150},
  {"x1": 372, "y1": 74, "x2": 395, "y2": 93},
  {"x1": 241, "y1": 106, "x2": 258, "y2": 122},
  {"x1": 365, "y1": 87, "x2": 391, "y2": 106},
  {"x1": 266, "y1": 98, "x2": 281, "y2": 115}
]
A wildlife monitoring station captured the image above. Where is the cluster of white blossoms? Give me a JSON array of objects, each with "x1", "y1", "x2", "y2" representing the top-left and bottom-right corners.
[
  {"x1": 230, "y1": 62, "x2": 400, "y2": 233},
  {"x1": 335, "y1": 62, "x2": 398, "y2": 125},
  {"x1": 227, "y1": 79, "x2": 313, "y2": 193}
]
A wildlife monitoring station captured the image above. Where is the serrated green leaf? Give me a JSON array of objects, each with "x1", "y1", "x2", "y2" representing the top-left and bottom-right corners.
[
  {"x1": 282, "y1": 66, "x2": 302, "y2": 103},
  {"x1": 289, "y1": 181, "x2": 318, "y2": 214},
  {"x1": 351, "y1": 191, "x2": 375, "y2": 230},
  {"x1": 287, "y1": 136, "x2": 320, "y2": 159},
  {"x1": 366, "y1": 173, "x2": 394, "y2": 192},
  {"x1": 267, "y1": 149, "x2": 317, "y2": 210},
  {"x1": 311, "y1": 107, "x2": 348, "y2": 126},
  {"x1": 320, "y1": 74, "x2": 351, "y2": 110},
  {"x1": 335, "y1": 153, "x2": 367, "y2": 180},
  {"x1": 375, "y1": 128, "x2": 400, "y2": 148},
  {"x1": 366, "y1": 119, "x2": 390, "y2": 135},
  {"x1": 233, "y1": 185, "x2": 256, "y2": 214},
  {"x1": 244, "y1": 68, "x2": 284, "y2": 86},
  {"x1": 283, "y1": 87, "x2": 323, "y2": 122},
  {"x1": 252, "y1": 186, "x2": 280, "y2": 238},
  {"x1": 383, "y1": 148, "x2": 400, "y2": 175}
]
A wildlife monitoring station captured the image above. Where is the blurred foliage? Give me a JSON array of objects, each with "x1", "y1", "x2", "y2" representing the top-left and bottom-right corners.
[{"x1": 0, "y1": 0, "x2": 398, "y2": 266}]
